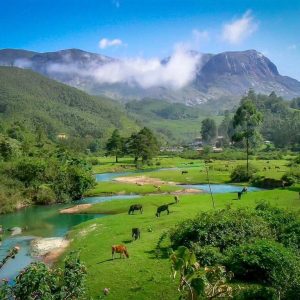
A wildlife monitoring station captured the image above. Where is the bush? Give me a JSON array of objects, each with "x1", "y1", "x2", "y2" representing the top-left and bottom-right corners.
[
  {"x1": 170, "y1": 209, "x2": 272, "y2": 251},
  {"x1": 255, "y1": 202, "x2": 300, "y2": 251},
  {"x1": 0, "y1": 252, "x2": 87, "y2": 299},
  {"x1": 225, "y1": 239, "x2": 300, "y2": 297},
  {"x1": 230, "y1": 164, "x2": 258, "y2": 182},
  {"x1": 191, "y1": 244, "x2": 224, "y2": 266},
  {"x1": 282, "y1": 167, "x2": 300, "y2": 185},
  {"x1": 251, "y1": 176, "x2": 285, "y2": 188},
  {"x1": 34, "y1": 185, "x2": 56, "y2": 205},
  {"x1": 234, "y1": 285, "x2": 277, "y2": 300}
]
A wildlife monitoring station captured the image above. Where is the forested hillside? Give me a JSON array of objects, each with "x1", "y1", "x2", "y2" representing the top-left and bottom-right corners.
[
  {"x1": 0, "y1": 67, "x2": 138, "y2": 142},
  {"x1": 125, "y1": 99, "x2": 223, "y2": 143}
]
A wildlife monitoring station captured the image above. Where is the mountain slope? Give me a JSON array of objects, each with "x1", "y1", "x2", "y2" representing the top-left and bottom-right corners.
[
  {"x1": 1, "y1": 48, "x2": 300, "y2": 105},
  {"x1": 0, "y1": 66, "x2": 138, "y2": 139}
]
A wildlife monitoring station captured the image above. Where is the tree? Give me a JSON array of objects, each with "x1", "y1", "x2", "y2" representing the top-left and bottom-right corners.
[
  {"x1": 218, "y1": 112, "x2": 234, "y2": 146},
  {"x1": 232, "y1": 96, "x2": 263, "y2": 176},
  {"x1": 201, "y1": 118, "x2": 217, "y2": 144},
  {"x1": 105, "y1": 129, "x2": 124, "y2": 163},
  {"x1": 127, "y1": 127, "x2": 159, "y2": 164}
]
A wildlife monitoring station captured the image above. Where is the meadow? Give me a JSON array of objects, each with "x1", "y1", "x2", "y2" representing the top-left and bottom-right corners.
[{"x1": 62, "y1": 155, "x2": 300, "y2": 299}]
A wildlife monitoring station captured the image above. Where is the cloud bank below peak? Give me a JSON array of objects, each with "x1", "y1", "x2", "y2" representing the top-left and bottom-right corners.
[{"x1": 46, "y1": 47, "x2": 202, "y2": 89}]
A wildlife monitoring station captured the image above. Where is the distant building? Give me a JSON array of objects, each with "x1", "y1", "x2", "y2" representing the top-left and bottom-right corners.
[
  {"x1": 160, "y1": 146, "x2": 184, "y2": 153},
  {"x1": 57, "y1": 133, "x2": 68, "y2": 140}
]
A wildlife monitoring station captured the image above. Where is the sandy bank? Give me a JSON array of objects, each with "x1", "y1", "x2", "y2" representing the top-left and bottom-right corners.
[
  {"x1": 172, "y1": 188, "x2": 202, "y2": 194},
  {"x1": 60, "y1": 204, "x2": 92, "y2": 214},
  {"x1": 114, "y1": 175, "x2": 176, "y2": 186},
  {"x1": 31, "y1": 237, "x2": 70, "y2": 264}
]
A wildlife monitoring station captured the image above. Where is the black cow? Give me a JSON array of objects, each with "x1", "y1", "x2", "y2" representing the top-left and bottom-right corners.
[
  {"x1": 237, "y1": 191, "x2": 242, "y2": 200},
  {"x1": 128, "y1": 204, "x2": 143, "y2": 215},
  {"x1": 181, "y1": 170, "x2": 188, "y2": 175},
  {"x1": 156, "y1": 204, "x2": 170, "y2": 217},
  {"x1": 132, "y1": 228, "x2": 141, "y2": 240}
]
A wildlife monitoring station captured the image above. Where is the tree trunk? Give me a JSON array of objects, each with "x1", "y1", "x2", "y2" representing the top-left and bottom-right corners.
[
  {"x1": 246, "y1": 136, "x2": 249, "y2": 178},
  {"x1": 115, "y1": 154, "x2": 118, "y2": 163}
]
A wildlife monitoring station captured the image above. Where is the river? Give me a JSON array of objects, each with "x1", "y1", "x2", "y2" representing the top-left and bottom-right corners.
[{"x1": 0, "y1": 169, "x2": 262, "y2": 282}]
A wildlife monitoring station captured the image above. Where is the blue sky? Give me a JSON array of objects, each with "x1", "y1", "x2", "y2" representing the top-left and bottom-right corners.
[{"x1": 1, "y1": 0, "x2": 300, "y2": 79}]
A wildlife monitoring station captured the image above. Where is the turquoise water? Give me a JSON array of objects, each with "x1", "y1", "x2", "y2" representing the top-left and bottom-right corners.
[
  {"x1": 0, "y1": 169, "x2": 262, "y2": 282},
  {"x1": 180, "y1": 184, "x2": 262, "y2": 194},
  {"x1": 0, "y1": 194, "x2": 139, "y2": 282}
]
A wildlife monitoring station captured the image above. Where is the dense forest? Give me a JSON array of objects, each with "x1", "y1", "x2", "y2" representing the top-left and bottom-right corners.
[{"x1": 0, "y1": 67, "x2": 139, "y2": 145}]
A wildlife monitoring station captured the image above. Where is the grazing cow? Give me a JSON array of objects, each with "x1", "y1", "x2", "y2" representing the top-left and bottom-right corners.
[
  {"x1": 174, "y1": 195, "x2": 179, "y2": 203},
  {"x1": 275, "y1": 166, "x2": 280, "y2": 170},
  {"x1": 112, "y1": 245, "x2": 129, "y2": 259},
  {"x1": 181, "y1": 170, "x2": 188, "y2": 175},
  {"x1": 132, "y1": 228, "x2": 141, "y2": 240},
  {"x1": 237, "y1": 192, "x2": 242, "y2": 200},
  {"x1": 128, "y1": 204, "x2": 143, "y2": 215},
  {"x1": 154, "y1": 185, "x2": 161, "y2": 192},
  {"x1": 241, "y1": 187, "x2": 248, "y2": 194},
  {"x1": 156, "y1": 203, "x2": 174, "y2": 217}
]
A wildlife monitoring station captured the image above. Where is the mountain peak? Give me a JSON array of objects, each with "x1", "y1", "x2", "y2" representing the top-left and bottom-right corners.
[{"x1": 0, "y1": 48, "x2": 299, "y2": 104}]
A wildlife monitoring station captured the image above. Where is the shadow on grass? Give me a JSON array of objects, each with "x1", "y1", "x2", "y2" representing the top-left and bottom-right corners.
[
  {"x1": 97, "y1": 258, "x2": 113, "y2": 264},
  {"x1": 144, "y1": 247, "x2": 170, "y2": 259},
  {"x1": 122, "y1": 239, "x2": 133, "y2": 244}
]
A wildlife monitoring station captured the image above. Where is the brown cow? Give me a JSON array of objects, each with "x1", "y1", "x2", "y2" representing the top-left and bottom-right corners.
[{"x1": 112, "y1": 245, "x2": 129, "y2": 259}]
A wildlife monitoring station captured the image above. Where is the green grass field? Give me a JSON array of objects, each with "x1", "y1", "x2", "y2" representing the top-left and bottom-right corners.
[{"x1": 64, "y1": 188, "x2": 300, "y2": 299}]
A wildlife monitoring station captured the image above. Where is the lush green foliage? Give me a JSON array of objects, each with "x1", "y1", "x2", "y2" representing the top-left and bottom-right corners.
[
  {"x1": 170, "y1": 246, "x2": 234, "y2": 299},
  {"x1": 105, "y1": 129, "x2": 124, "y2": 163},
  {"x1": 201, "y1": 118, "x2": 217, "y2": 144},
  {"x1": 232, "y1": 94, "x2": 263, "y2": 173},
  {"x1": 0, "y1": 66, "x2": 138, "y2": 143},
  {"x1": 169, "y1": 203, "x2": 300, "y2": 299},
  {"x1": 230, "y1": 164, "x2": 258, "y2": 182},
  {"x1": 170, "y1": 209, "x2": 272, "y2": 251},
  {"x1": 0, "y1": 253, "x2": 87, "y2": 299},
  {"x1": 225, "y1": 239, "x2": 300, "y2": 297},
  {"x1": 127, "y1": 127, "x2": 160, "y2": 163}
]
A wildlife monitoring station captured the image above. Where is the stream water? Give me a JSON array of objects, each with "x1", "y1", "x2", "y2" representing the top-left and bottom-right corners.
[{"x1": 0, "y1": 168, "x2": 262, "y2": 282}]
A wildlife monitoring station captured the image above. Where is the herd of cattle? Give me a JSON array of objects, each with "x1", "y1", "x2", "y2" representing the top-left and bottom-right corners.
[{"x1": 111, "y1": 195, "x2": 180, "y2": 259}]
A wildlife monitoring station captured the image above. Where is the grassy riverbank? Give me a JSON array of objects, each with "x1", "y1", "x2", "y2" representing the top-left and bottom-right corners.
[{"x1": 63, "y1": 188, "x2": 300, "y2": 299}]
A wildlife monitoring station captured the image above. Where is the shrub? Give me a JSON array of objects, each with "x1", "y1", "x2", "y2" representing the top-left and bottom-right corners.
[
  {"x1": 225, "y1": 239, "x2": 300, "y2": 297},
  {"x1": 170, "y1": 209, "x2": 272, "y2": 251},
  {"x1": 0, "y1": 252, "x2": 87, "y2": 299},
  {"x1": 230, "y1": 164, "x2": 258, "y2": 182},
  {"x1": 234, "y1": 285, "x2": 277, "y2": 300},
  {"x1": 34, "y1": 185, "x2": 56, "y2": 205},
  {"x1": 255, "y1": 202, "x2": 300, "y2": 251},
  {"x1": 251, "y1": 176, "x2": 285, "y2": 188},
  {"x1": 282, "y1": 167, "x2": 300, "y2": 184},
  {"x1": 190, "y1": 244, "x2": 224, "y2": 266}
]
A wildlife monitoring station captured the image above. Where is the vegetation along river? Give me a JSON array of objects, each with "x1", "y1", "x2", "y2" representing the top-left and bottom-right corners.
[{"x1": 0, "y1": 169, "x2": 261, "y2": 283}]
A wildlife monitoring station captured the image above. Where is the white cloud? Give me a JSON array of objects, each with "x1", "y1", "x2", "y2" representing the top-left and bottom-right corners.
[
  {"x1": 99, "y1": 38, "x2": 123, "y2": 49},
  {"x1": 222, "y1": 10, "x2": 258, "y2": 44},
  {"x1": 47, "y1": 46, "x2": 201, "y2": 90}
]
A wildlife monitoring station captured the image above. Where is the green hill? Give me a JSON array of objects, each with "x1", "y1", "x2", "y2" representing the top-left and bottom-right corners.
[
  {"x1": 125, "y1": 99, "x2": 223, "y2": 143},
  {"x1": 0, "y1": 66, "x2": 138, "y2": 140}
]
